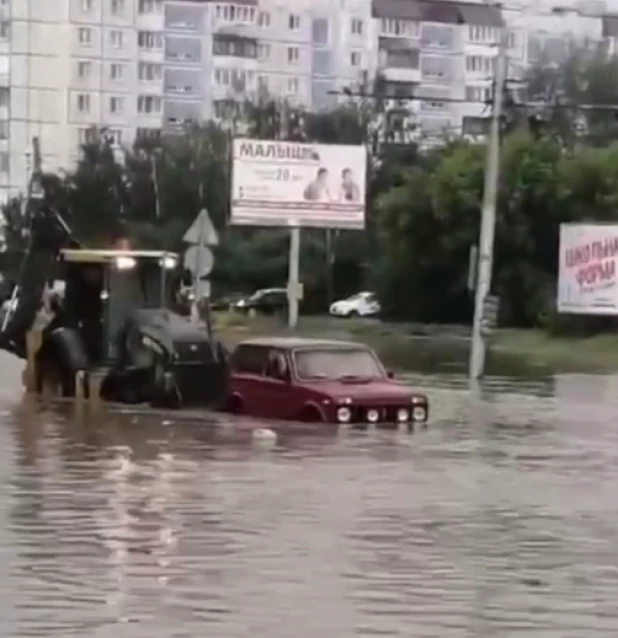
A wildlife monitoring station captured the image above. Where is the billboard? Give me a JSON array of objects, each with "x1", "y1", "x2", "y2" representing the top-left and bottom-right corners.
[
  {"x1": 557, "y1": 223, "x2": 618, "y2": 315},
  {"x1": 230, "y1": 138, "x2": 366, "y2": 229}
]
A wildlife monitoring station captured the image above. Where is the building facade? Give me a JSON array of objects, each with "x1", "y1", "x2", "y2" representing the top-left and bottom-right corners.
[{"x1": 1, "y1": 0, "x2": 617, "y2": 205}]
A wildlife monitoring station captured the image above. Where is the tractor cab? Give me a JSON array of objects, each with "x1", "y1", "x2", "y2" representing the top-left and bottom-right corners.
[{"x1": 58, "y1": 249, "x2": 179, "y2": 365}]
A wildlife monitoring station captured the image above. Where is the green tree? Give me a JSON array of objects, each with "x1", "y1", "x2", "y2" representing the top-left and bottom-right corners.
[{"x1": 524, "y1": 44, "x2": 618, "y2": 145}]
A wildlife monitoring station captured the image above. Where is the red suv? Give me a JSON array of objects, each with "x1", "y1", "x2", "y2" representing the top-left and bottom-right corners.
[{"x1": 227, "y1": 337, "x2": 428, "y2": 429}]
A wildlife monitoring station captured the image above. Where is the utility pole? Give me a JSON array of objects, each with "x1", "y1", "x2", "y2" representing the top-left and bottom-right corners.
[{"x1": 469, "y1": 32, "x2": 507, "y2": 381}]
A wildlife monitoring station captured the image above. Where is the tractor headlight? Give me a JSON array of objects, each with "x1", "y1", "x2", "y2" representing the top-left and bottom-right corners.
[
  {"x1": 161, "y1": 255, "x2": 177, "y2": 269},
  {"x1": 116, "y1": 256, "x2": 136, "y2": 270}
]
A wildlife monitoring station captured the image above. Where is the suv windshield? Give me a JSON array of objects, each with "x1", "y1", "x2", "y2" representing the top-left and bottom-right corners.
[{"x1": 294, "y1": 348, "x2": 383, "y2": 380}]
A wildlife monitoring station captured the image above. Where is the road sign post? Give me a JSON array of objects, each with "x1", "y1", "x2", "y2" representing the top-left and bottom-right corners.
[{"x1": 183, "y1": 208, "x2": 218, "y2": 322}]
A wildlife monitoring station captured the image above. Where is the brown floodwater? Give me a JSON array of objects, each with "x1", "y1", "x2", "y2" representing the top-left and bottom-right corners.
[{"x1": 1, "y1": 351, "x2": 618, "y2": 637}]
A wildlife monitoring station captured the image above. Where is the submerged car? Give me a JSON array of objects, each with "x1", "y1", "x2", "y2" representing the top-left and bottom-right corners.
[
  {"x1": 329, "y1": 291, "x2": 381, "y2": 318},
  {"x1": 0, "y1": 208, "x2": 229, "y2": 409},
  {"x1": 227, "y1": 337, "x2": 428, "y2": 429}
]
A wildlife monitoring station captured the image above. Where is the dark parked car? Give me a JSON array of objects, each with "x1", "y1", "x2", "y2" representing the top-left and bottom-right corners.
[
  {"x1": 226, "y1": 337, "x2": 428, "y2": 430},
  {"x1": 211, "y1": 292, "x2": 246, "y2": 311},
  {"x1": 234, "y1": 288, "x2": 288, "y2": 316}
]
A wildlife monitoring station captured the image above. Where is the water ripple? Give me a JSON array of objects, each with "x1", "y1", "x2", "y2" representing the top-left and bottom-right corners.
[{"x1": 0, "y1": 367, "x2": 617, "y2": 635}]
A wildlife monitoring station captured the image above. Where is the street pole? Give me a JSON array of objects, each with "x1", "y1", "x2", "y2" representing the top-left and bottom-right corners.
[
  {"x1": 288, "y1": 225, "x2": 300, "y2": 328},
  {"x1": 278, "y1": 99, "x2": 301, "y2": 329},
  {"x1": 469, "y1": 31, "x2": 507, "y2": 381}
]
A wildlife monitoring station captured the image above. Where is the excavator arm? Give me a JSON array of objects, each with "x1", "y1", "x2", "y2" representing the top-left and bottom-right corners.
[
  {"x1": 0, "y1": 208, "x2": 79, "y2": 358},
  {"x1": 0, "y1": 136, "x2": 81, "y2": 358}
]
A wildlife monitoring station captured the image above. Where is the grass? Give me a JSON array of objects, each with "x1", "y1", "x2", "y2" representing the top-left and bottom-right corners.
[
  {"x1": 212, "y1": 311, "x2": 618, "y2": 373},
  {"x1": 493, "y1": 329, "x2": 618, "y2": 372}
]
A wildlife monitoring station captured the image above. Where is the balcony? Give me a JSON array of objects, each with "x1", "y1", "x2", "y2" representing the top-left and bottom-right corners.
[
  {"x1": 165, "y1": 50, "x2": 201, "y2": 65},
  {"x1": 164, "y1": 4, "x2": 204, "y2": 33},
  {"x1": 379, "y1": 39, "x2": 420, "y2": 84},
  {"x1": 213, "y1": 33, "x2": 257, "y2": 59}
]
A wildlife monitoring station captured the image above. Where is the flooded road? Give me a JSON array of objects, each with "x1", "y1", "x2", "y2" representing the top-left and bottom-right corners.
[{"x1": 1, "y1": 353, "x2": 618, "y2": 636}]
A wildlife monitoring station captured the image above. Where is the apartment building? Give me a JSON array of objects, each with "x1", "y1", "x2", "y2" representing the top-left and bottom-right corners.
[
  {"x1": 8, "y1": 0, "x2": 157, "y2": 204},
  {"x1": 373, "y1": 0, "x2": 503, "y2": 140},
  {"x1": 2, "y1": 0, "x2": 617, "y2": 207}
]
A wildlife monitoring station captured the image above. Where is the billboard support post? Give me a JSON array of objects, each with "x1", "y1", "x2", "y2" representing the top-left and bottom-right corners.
[{"x1": 288, "y1": 225, "x2": 300, "y2": 329}]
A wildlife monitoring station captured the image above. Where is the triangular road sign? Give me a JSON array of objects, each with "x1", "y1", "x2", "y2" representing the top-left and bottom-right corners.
[{"x1": 183, "y1": 208, "x2": 219, "y2": 246}]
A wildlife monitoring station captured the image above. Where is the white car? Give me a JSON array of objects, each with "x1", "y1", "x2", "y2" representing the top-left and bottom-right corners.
[{"x1": 329, "y1": 291, "x2": 381, "y2": 318}]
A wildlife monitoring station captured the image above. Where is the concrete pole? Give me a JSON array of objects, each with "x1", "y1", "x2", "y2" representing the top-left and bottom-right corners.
[
  {"x1": 288, "y1": 225, "x2": 300, "y2": 328},
  {"x1": 469, "y1": 31, "x2": 507, "y2": 380}
]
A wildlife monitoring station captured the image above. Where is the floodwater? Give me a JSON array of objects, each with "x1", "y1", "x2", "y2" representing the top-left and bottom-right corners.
[{"x1": 1, "y1": 353, "x2": 618, "y2": 637}]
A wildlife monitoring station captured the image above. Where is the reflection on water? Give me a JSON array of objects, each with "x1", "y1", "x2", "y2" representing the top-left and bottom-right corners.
[{"x1": 1, "y1": 356, "x2": 618, "y2": 635}]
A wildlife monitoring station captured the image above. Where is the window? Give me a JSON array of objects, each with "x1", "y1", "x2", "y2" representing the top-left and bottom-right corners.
[
  {"x1": 257, "y1": 75, "x2": 268, "y2": 93},
  {"x1": 468, "y1": 25, "x2": 500, "y2": 43},
  {"x1": 0, "y1": 21, "x2": 9, "y2": 40},
  {"x1": 138, "y1": 0, "x2": 160, "y2": 13},
  {"x1": 312, "y1": 50, "x2": 331, "y2": 75},
  {"x1": 109, "y1": 96, "x2": 123, "y2": 113},
  {"x1": 421, "y1": 24, "x2": 453, "y2": 49},
  {"x1": 258, "y1": 11, "x2": 270, "y2": 27},
  {"x1": 350, "y1": 51, "x2": 361, "y2": 66},
  {"x1": 138, "y1": 31, "x2": 162, "y2": 49},
  {"x1": 77, "y1": 94, "x2": 91, "y2": 113},
  {"x1": 287, "y1": 46, "x2": 299, "y2": 63},
  {"x1": 312, "y1": 18, "x2": 328, "y2": 45},
  {"x1": 351, "y1": 18, "x2": 363, "y2": 35},
  {"x1": 215, "y1": 68, "x2": 251, "y2": 91},
  {"x1": 465, "y1": 86, "x2": 491, "y2": 102},
  {"x1": 136, "y1": 127, "x2": 161, "y2": 142},
  {"x1": 138, "y1": 95, "x2": 161, "y2": 113},
  {"x1": 111, "y1": 0, "x2": 124, "y2": 14},
  {"x1": 213, "y1": 35, "x2": 257, "y2": 58},
  {"x1": 78, "y1": 27, "x2": 92, "y2": 45},
  {"x1": 465, "y1": 55, "x2": 495, "y2": 73},
  {"x1": 0, "y1": 121, "x2": 7, "y2": 139},
  {"x1": 110, "y1": 63, "x2": 123, "y2": 79},
  {"x1": 0, "y1": 88, "x2": 8, "y2": 107},
  {"x1": 215, "y1": 4, "x2": 255, "y2": 23},
  {"x1": 421, "y1": 56, "x2": 450, "y2": 81},
  {"x1": 0, "y1": 152, "x2": 8, "y2": 173},
  {"x1": 383, "y1": 48, "x2": 419, "y2": 69},
  {"x1": 214, "y1": 68, "x2": 229, "y2": 85},
  {"x1": 78, "y1": 127, "x2": 98, "y2": 145},
  {"x1": 258, "y1": 43, "x2": 270, "y2": 61},
  {"x1": 288, "y1": 77, "x2": 299, "y2": 93},
  {"x1": 507, "y1": 30, "x2": 516, "y2": 48},
  {"x1": 81, "y1": 0, "x2": 92, "y2": 10},
  {"x1": 380, "y1": 18, "x2": 418, "y2": 37},
  {"x1": 230, "y1": 345, "x2": 268, "y2": 375},
  {"x1": 78, "y1": 61, "x2": 91, "y2": 78},
  {"x1": 462, "y1": 115, "x2": 490, "y2": 136},
  {"x1": 106, "y1": 129, "x2": 123, "y2": 145},
  {"x1": 421, "y1": 100, "x2": 445, "y2": 111},
  {"x1": 110, "y1": 30, "x2": 123, "y2": 48},
  {"x1": 289, "y1": 14, "x2": 300, "y2": 30},
  {"x1": 138, "y1": 62, "x2": 161, "y2": 80},
  {"x1": 294, "y1": 348, "x2": 382, "y2": 381}
]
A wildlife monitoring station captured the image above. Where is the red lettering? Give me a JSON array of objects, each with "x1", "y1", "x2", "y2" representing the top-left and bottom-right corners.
[
  {"x1": 566, "y1": 236, "x2": 618, "y2": 269},
  {"x1": 576, "y1": 258, "x2": 616, "y2": 286}
]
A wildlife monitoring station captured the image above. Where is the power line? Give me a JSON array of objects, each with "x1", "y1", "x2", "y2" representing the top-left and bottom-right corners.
[{"x1": 328, "y1": 88, "x2": 618, "y2": 114}]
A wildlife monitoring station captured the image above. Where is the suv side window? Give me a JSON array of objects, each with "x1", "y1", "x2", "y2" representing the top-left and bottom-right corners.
[
  {"x1": 264, "y1": 348, "x2": 289, "y2": 380},
  {"x1": 231, "y1": 345, "x2": 268, "y2": 375}
]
